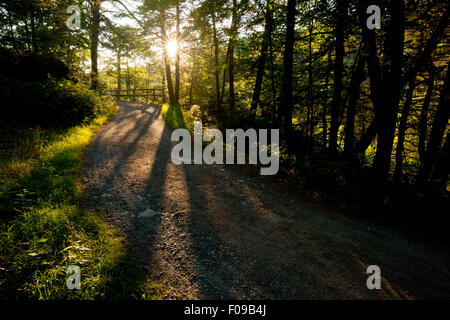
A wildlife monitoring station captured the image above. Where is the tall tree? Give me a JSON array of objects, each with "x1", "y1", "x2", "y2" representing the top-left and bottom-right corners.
[
  {"x1": 279, "y1": 0, "x2": 296, "y2": 139},
  {"x1": 90, "y1": 0, "x2": 102, "y2": 90},
  {"x1": 175, "y1": 2, "x2": 180, "y2": 104},
  {"x1": 417, "y1": 64, "x2": 450, "y2": 189},
  {"x1": 356, "y1": 1, "x2": 449, "y2": 159},
  {"x1": 393, "y1": 77, "x2": 417, "y2": 185},
  {"x1": 211, "y1": 9, "x2": 221, "y2": 110},
  {"x1": 432, "y1": 133, "x2": 450, "y2": 191},
  {"x1": 306, "y1": 20, "x2": 314, "y2": 138},
  {"x1": 228, "y1": 0, "x2": 239, "y2": 111},
  {"x1": 249, "y1": 0, "x2": 274, "y2": 124},
  {"x1": 322, "y1": 51, "x2": 332, "y2": 148},
  {"x1": 418, "y1": 68, "x2": 435, "y2": 164},
  {"x1": 159, "y1": 7, "x2": 176, "y2": 105},
  {"x1": 329, "y1": 0, "x2": 347, "y2": 152},
  {"x1": 344, "y1": 47, "x2": 366, "y2": 160},
  {"x1": 373, "y1": 0, "x2": 405, "y2": 194}
]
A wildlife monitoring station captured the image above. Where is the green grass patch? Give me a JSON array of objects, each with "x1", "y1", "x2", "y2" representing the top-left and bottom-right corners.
[
  {"x1": 160, "y1": 103, "x2": 195, "y2": 132},
  {"x1": 0, "y1": 96, "x2": 170, "y2": 300},
  {"x1": 160, "y1": 103, "x2": 213, "y2": 152}
]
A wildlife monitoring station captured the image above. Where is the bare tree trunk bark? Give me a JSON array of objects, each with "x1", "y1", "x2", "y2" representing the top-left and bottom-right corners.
[
  {"x1": 393, "y1": 77, "x2": 417, "y2": 185},
  {"x1": 418, "y1": 68, "x2": 435, "y2": 163},
  {"x1": 90, "y1": 0, "x2": 101, "y2": 90},
  {"x1": 280, "y1": 0, "x2": 296, "y2": 140},
  {"x1": 432, "y1": 133, "x2": 450, "y2": 191},
  {"x1": 229, "y1": 0, "x2": 238, "y2": 111},
  {"x1": 117, "y1": 48, "x2": 121, "y2": 98},
  {"x1": 249, "y1": 0, "x2": 274, "y2": 124},
  {"x1": 212, "y1": 11, "x2": 221, "y2": 111},
  {"x1": 306, "y1": 22, "x2": 313, "y2": 138},
  {"x1": 189, "y1": 80, "x2": 193, "y2": 105},
  {"x1": 175, "y1": 3, "x2": 180, "y2": 105},
  {"x1": 269, "y1": 24, "x2": 277, "y2": 122},
  {"x1": 160, "y1": 9, "x2": 175, "y2": 105},
  {"x1": 417, "y1": 64, "x2": 450, "y2": 189},
  {"x1": 329, "y1": 0, "x2": 347, "y2": 152},
  {"x1": 373, "y1": 0, "x2": 405, "y2": 194},
  {"x1": 322, "y1": 51, "x2": 332, "y2": 148},
  {"x1": 126, "y1": 59, "x2": 130, "y2": 101},
  {"x1": 344, "y1": 49, "x2": 366, "y2": 160},
  {"x1": 357, "y1": 3, "x2": 449, "y2": 153},
  {"x1": 306, "y1": 21, "x2": 313, "y2": 137},
  {"x1": 220, "y1": 42, "x2": 229, "y2": 107}
]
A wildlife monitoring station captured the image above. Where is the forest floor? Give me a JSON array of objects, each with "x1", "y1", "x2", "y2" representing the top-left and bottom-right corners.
[{"x1": 81, "y1": 102, "x2": 450, "y2": 299}]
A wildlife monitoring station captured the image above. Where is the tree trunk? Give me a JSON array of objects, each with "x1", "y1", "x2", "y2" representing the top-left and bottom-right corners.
[
  {"x1": 126, "y1": 60, "x2": 130, "y2": 100},
  {"x1": 220, "y1": 42, "x2": 229, "y2": 107},
  {"x1": 160, "y1": 9, "x2": 175, "y2": 105},
  {"x1": 329, "y1": 0, "x2": 347, "y2": 152},
  {"x1": 344, "y1": 49, "x2": 366, "y2": 159},
  {"x1": 249, "y1": 0, "x2": 274, "y2": 124},
  {"x1": 175, "y1": 3, "x2": 180, "y2": 105},
  {"x1": 418, "y1": 69, "x2": 435, "y2": 163},
  {"x1": 355, "y1": 120, "x2": 376, "y2": 154},
  {"x1": 212, "y1": 11, "x2": 221, "y2": 110},
  {"x1": 117, "y1": 48, "x2": 121, "y2": 97},
  {"x1": 90, "y1": 0, "x2": 101, "y2": 90},
  {"x1": 279, "y1": 0, "x2": 296, "y2": 139},
  {"x1": 162, "y1": 63, "x2": 167, "y2": 103},
  {"x1": 229, "y1": 0, "x2": 238, "y2": 111},
  {"x1": 401, "y1": 3, "x2": 450, "y2": 88},
  {"x1": 269, "y1": 24, "x2": 277, "y2": 122},
  {"x1": 417, "y1": 64, "x2": 450, "y2": 189},
  {"x1": 307, "y1": 22, "x2": 314, "y2": 138},
  {"x1": 393, "y1": 77, "x2": 417, "y2": 185},
  {"x1": 373, "y1": 0, "x2": 405, "y2": 194},
  {"x1": 357, "y1": 2, "x2": 449, "y2": 153},
  {"x1": 322, "y1": 51, "x2": 332, "y2": 148},
  {"x1": 356, "y1": 0, "x2": 383, "y2": 156},
  {"x1": 189, "y1": 80, "x2": 193, "y2": 105},
  {"x1": 432, "y1": 133, "x2": 450, "y2": 191}
]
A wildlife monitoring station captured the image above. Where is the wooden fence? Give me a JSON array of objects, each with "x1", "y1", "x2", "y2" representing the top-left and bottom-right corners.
[{"x1": 108, "y1": 88, "x2": 166, "y2": 103}]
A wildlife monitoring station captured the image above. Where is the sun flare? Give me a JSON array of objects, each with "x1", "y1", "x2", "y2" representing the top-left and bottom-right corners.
[{"x1": 167, "y1": 39, "x2": 178, "y2": 57}]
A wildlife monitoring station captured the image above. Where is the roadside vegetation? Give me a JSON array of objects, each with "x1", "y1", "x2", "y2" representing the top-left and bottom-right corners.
[
  {"x1": 0, "y1": 91, "x2": 172, "y2": 299},
  {"x1": 0, "y1": 48, "x2": 171, "y2": 300},
  {"x1": 161, "y1": 103, "x2": 195, "y2": 132}
]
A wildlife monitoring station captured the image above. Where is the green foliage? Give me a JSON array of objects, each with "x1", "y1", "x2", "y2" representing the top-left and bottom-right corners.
[
  {"x1": 2, "y1": 79, "x2": 112, "y2": 127},
  {"x1": 0, "y1": 49, "x2": 70, "y2": 82},
  {"x1": 0, "y1": 0, "x2": 89, "y2": 68}
]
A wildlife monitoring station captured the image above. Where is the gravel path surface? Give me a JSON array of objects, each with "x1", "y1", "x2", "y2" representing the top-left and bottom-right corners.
[{"x1": 81, "y1": 102, "x2": 450, "y2": 299}]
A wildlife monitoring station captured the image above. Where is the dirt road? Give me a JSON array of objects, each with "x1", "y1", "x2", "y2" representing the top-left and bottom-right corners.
[{"x1": 81, "y1": 102, "x2": 450, "y2": 299}]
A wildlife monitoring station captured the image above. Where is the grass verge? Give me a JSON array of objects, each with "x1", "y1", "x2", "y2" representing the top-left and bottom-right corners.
[
  {"x1": 0, "y1": 97, "x2": 169, "y2": 300},
  {"x1": 160, "y1": 103, "x2": 195, "y2": 132}
]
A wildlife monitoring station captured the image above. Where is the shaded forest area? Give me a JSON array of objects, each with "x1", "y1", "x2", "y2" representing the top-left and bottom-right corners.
[{"x1": 1, "y1": 0, "x2": 449, "y2": 243}]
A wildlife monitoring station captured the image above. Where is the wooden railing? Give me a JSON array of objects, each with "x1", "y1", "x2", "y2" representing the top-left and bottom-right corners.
[{"x1": 108, "y1": 88, "x2": 166, "y2": 103}]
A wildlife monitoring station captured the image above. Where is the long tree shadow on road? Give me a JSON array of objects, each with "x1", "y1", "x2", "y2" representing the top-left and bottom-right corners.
[
  {"x1": 85, "y1": 102, "x2": 450, "y2": 300},
  {"x1": 82, "y1": 102, "x2": 169, "y2": 299}
]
